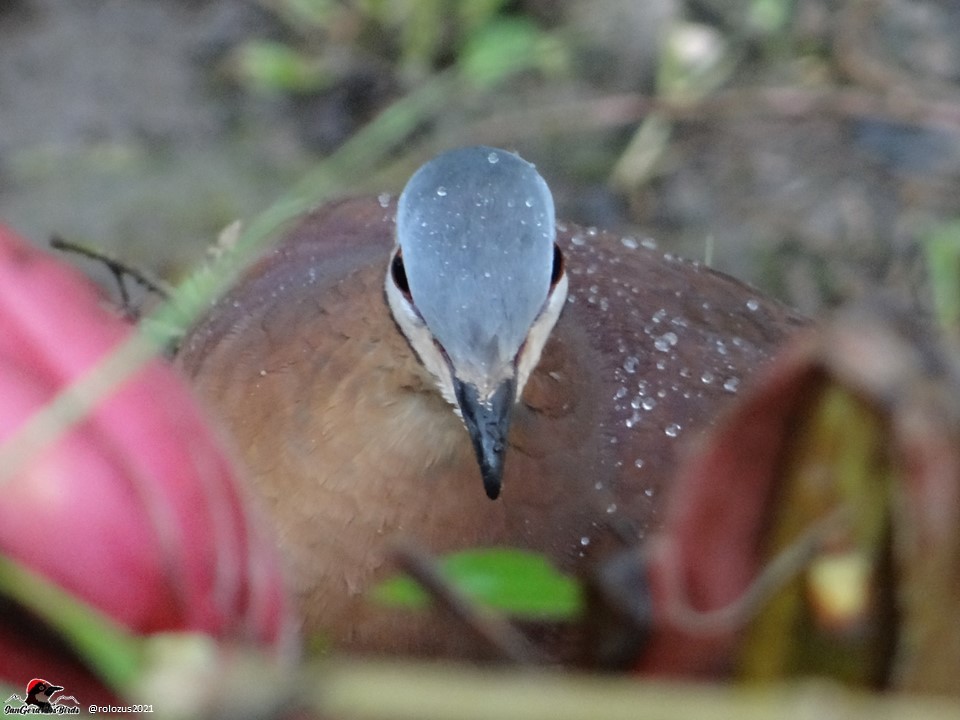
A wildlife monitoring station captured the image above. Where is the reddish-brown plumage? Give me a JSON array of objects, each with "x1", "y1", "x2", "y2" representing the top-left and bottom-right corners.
[{"x1": 177, "y1": 196, "x2": 805, "y2": 655}]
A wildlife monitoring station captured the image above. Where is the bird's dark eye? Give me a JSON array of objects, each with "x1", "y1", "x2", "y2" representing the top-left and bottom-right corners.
[
  {"x1": 550, "y1": 243, "x2": 565, "y2": 288},
  {"x1": 391, "y1": 250, "x2": 411, "y2": 298}
]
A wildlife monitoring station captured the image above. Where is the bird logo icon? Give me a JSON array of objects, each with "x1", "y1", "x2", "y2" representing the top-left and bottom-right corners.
[{"x1": 24, "y1": 679, "x2": 63, "y2": 713}]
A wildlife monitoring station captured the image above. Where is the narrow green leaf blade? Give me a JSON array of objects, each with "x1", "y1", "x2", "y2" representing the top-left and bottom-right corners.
[{"x1": 0, "y1": 553, "x2": 145, "y2": 691}]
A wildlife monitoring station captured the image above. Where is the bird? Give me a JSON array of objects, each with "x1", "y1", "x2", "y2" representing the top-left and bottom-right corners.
[
  {"x1": 25, "y1": 678, "x2": 63, "y2": 713},
  {"x1": 176, "y1": 146, "x2": 804, "y2": 656}
]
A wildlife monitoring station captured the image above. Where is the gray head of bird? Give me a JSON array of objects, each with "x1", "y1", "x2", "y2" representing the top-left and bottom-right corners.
[{"x1": 385, "y1": 146, "x2": 569, "y2": 499}]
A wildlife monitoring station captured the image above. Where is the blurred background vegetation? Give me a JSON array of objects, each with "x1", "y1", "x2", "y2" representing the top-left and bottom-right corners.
[{"x1": 2, "y1": 0, "x2": 960, "y2": 321}]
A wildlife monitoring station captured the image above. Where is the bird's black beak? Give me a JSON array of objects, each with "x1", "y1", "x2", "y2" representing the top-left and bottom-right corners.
[
  {"x1": 49, "y1": 686, "x2": 63, "y2": 693},
  {"x1": 453, "y1": 377, "x2": 516, "y2": 500}
]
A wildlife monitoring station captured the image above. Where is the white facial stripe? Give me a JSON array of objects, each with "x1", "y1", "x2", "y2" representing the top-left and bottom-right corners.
[
  {"x1": 385, "y1": 252, "x2": 459, "y2": 408},
  {"x1": 516, "y1": 271, "x2": 568, "y2": 398}
]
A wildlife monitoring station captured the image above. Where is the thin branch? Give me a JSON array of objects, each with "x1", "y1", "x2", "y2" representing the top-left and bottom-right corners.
[
  {"x1": 661, "y1": 506, "x2": 851, "y2": 634},
  {"x1": 50, "y1": 235, "x2": 173, "y2": 300},
  {"x1": 389, "y1": 540, "x2": 546, "y2": 665}
]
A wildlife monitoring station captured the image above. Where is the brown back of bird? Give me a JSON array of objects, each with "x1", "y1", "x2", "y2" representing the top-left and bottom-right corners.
[{"x1": 177, "y1": 197, "x2": 804, "y2": 657}]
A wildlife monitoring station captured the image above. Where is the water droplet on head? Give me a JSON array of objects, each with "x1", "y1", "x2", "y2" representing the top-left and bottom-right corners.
[
  {"x1": 436, "y1": 186, "x2": 447, "y2": 197},
  {"x1": 614, "y1": 386, "x2": 628, "y2": 399},
  {"x1": 746, "y1": 298, "x2": 759, "y2": 311},
  {"x1": 571, "y1": 234, "x2": 585, "y2": 246},
  {"x1": 524, "y1": 198, "x2": 534, "y2": 208},
  {"x1": 642, "y1": 397, "x2": 657, "y2": 411},
  {"x1": 664, "y1": 423, "x2": 682, "y2": 438},
  {"x1": 623, "y1": 356, "x2": 640, "y2": 374},
  {"x1": 641, "y1": 238, "x2": 658, "y2": 250},
  {"x1": 606, "y1": 503, "x2": 618, "y2": 514},
  {"x1": 653, "y1": 331, "x2": 678, "y2": 352},
  {"x1": 580, "y1": 536, "x2": 591, "y2": 547},
  {"x1": 377, "y1": 192, "x2": 391, "y2": 208},
  {"x1": 487, "y1": 152, "x2": 499, "y2": 164},
  {"x1": 723, "y1": 377, "x2": 740, "y2": 393},
  {"x1": 634, "y1": 458, "x2": 645, "y2": 469},
  {"x1": 620, "y1": 236, "x2": 639, "y2": 250},
  {"x1": 700, "y1": 371, "x2": 715, "y2": 384}
]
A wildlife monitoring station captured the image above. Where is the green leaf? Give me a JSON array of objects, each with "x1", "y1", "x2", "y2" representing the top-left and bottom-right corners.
[
  {"x1": 234, "y1": 40, "x2": 331, "y2": 94},
  {"x1": 400, "y1": 0, "x2": 445, "y2": 75},
  {"x1": 748, "y1": 0, "x2": 794, "y2": 35},
  {"x1": 923, "y1": 219, "x2": 960, "y2": 337},
  {"x1": 459, "y1": 18, "x2": 551, "y2": 89},
  {"x1": 372, "y1": 547, "x2": 583, "y2": 621},
  {"x1": 274, "y1": 0, "x2": 338, "y2": 28}
]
